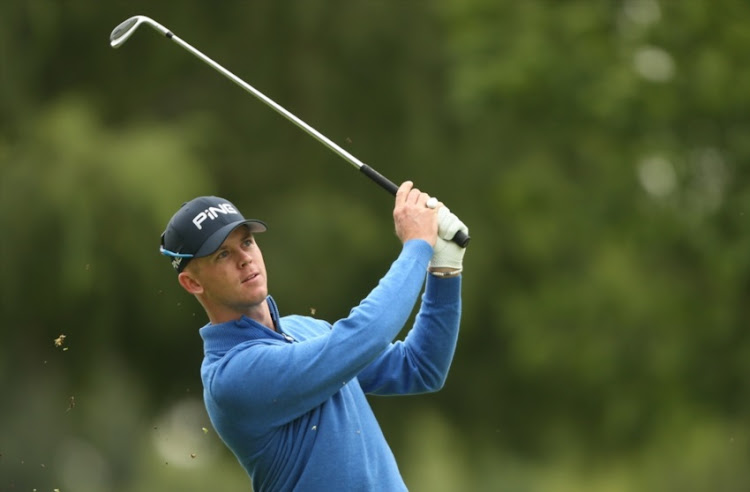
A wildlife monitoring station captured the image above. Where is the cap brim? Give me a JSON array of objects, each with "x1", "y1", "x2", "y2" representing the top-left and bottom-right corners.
[{"x1": 194, "y1": 219, "x2": 267, "y2": 258}]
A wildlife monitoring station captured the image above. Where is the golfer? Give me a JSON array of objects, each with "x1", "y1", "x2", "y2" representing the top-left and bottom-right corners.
[{"x1": 159, "y1": 181, "x2": 468, "y2": 491}]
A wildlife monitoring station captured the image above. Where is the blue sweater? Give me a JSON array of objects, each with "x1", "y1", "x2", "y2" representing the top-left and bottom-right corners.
[{"x1": 199, "y1": 240, "x2": 462, "y2": 491}]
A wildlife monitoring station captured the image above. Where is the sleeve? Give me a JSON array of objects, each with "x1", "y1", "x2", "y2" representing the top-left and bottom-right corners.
[
  {"x1": 203, "y1": 239, "x2": 433, "y2": 430},
  {"x1": 356, "y1": 274, "x2": 461, "y2": 395}
]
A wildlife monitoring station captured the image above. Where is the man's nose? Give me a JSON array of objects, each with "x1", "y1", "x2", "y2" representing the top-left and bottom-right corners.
[{"x1": 238, "y1": 249, "x2": 253, "y2": 266}]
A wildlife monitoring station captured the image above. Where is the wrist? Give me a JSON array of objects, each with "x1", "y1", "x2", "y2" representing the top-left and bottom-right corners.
[{"x1": 428, "y1": 267, "x2": 462, "y2": 278}]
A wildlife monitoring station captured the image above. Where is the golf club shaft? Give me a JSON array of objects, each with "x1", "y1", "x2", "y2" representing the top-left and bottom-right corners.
[
  {"x1": 174, "y1": 30, "x2": 403, "y2": 197},
  {"x1": 111, "y1": 16, "x2": 469, "y2": 247}
]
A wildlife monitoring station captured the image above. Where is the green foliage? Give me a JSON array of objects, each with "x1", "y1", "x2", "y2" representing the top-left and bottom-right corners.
[{"x1": 2, "y1": 0, "x2": 750, "y2": 490}]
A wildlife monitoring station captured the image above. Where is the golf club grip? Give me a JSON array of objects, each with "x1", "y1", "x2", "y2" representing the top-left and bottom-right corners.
[{"x1": 360, "y1": 165, "x2": 470, "y2": 248}]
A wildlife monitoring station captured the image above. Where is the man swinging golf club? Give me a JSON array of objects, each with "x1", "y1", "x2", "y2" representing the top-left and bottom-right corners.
[{"x1": 160, "y1": 181, "x2": 468, "y2": 491}]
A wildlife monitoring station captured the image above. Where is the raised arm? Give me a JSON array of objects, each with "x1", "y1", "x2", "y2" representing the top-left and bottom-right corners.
[
  {"x1": 358, "y1": 204, "x2": 469, "y2": 394},
  {"x1": 202, "y1": 182, "x2": 440, "y2": 429}
]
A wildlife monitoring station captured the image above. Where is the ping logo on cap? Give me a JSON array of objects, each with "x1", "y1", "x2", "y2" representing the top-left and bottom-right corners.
[{"x1": 192, "y1": 203, "x2": 239, "y2": 230}]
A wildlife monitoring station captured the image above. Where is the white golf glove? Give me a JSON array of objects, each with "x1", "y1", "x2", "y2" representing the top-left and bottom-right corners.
[{"x1": 428, "y1": 206, "x2": 469, "y2": 275}]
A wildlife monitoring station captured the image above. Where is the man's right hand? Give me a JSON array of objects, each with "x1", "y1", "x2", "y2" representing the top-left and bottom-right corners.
[{"x1": 393, "y1": 181, "x2": 439, "y2": 246}]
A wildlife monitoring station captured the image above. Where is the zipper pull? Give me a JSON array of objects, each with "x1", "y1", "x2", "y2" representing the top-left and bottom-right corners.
[{"x1": 281, "y1": 333, "x2": 295, "y2": 343}]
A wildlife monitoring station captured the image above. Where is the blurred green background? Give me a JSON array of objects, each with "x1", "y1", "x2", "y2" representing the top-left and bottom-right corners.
[{"x1": 2, "y1": 1, "x2": 750, "y2": 490}]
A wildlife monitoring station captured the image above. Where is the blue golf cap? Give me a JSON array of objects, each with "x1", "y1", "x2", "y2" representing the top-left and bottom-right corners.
[{"x1": 160, "y1": 196, "x2": 267, "y2": 272}]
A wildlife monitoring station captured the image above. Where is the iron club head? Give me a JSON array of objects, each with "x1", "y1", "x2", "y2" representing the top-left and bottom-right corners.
[{"x1": 110, "y1": 15, "x2": 170, "y2": 48}]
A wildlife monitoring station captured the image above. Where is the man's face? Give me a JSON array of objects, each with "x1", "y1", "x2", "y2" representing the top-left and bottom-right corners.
[{"x1": 179, "y1": 225, "x2": 268, "y2": 322}]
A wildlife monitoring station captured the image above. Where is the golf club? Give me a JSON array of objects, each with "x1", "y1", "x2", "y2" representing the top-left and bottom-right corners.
[{"x1": 110, "y1": 15, "x2": 469, "y2": 247}]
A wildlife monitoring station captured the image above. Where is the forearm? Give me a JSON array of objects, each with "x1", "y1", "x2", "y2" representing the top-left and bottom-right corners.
[{"x1": 358, "y1": 274, "x2": 461, "y2": 394}]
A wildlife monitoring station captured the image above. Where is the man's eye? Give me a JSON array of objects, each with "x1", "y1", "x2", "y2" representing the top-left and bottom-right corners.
[
  {"x1": 243, "y1": 239, "x2": 253, "y2": 247},
  {"x1": 216, "y1": 251, "x2": 229, "y2": 260}
]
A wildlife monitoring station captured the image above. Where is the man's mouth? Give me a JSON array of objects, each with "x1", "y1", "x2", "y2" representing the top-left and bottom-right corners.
[{"x1": 242, "y1": 273, "x2": 259, "y2": 283}]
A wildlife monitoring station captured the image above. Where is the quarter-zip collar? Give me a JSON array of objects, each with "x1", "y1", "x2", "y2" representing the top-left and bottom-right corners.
[{"x1": 199, "y1": 296, "x2": 293, "y2": 354}]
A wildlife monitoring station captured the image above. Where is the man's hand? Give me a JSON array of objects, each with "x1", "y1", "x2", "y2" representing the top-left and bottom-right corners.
[
  {"x1": 393, "y1": 181, "x2": 438, "y2": 246},
  {"x1": 429, "y1": 206, "x2": 469, "y2": 276}
]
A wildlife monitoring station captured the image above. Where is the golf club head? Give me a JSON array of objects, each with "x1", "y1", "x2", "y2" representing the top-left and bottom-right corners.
[{"x1": 110, "y1": 15, "x2": 169, "y2": 48}]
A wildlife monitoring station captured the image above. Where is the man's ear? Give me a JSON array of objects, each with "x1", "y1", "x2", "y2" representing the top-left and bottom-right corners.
[{"x1": 178, "y1": 270, "x2": 203, "y2": 295}]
